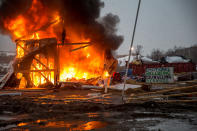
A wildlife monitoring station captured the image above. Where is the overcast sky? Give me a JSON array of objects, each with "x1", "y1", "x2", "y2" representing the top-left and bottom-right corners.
[
  {"x1": 0, "y1": 0, "x2": 197, "y2": 55},
  {"x1": 101, "y1": 0, "x2": 197, "y2": 55}
]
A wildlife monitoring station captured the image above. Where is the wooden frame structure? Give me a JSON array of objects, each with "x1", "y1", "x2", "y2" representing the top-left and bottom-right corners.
[
  {"x1": 14, "y1": 37, "x2": 91, "y2": 87},
  {"x1": 14, "y1": 38, "x2": 58, "y2": 87}
]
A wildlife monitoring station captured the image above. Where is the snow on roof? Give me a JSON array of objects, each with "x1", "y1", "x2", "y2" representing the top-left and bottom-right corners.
[
  {"x1": 165, "y1": 56, "x2": 190, "y2": 63},
  {"x1": 117, "y1": 55, "x2": 133, "y2": 66},
  {"x1": 118, "y1": 56, "x2": 159, "y2": 66},
  {"x1": 141, "y1": 56, "x2": 159, "y2": 63}
]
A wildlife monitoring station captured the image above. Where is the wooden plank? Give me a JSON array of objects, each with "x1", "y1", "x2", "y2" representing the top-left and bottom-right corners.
[
  {"x1": 54, "y1": 43, "x2": 59, "y2": 86},
  {"x1": 157, "y1": 100, "x2": 197, "y2": 103},
  {"x1": 59, "y1": 42, "x2": 91, "y2": 46},
  {"x1": 16, "y1": 38, "x2": 55, "y2": 70},
  {"x1": 16, "y1": 42, "x2": 26, "y2": 52},
  {"x1": 128, "y1": 92, "x2": 197, "y2": 101},
  {"x1": 16, "y1": 69, "x2": 55, "y2": 73},
  {"x1": 70, "y1": 44, "x2": 91, "y2": 52},
  {"x1": 33, "y1": 57, "x2": 50, "y2": 70},
  {"x1": 131, "y1": 85, "x2": 197, "y2": 97},
  {"x1": 25, "y1": 38, "x2": 57, "y2": 45},
  {"x1": 16, "y1": 40, "x2": 56, "y2": 66},
  {"x1": 31, "y1": 64, "x2": 51, "y2": 84},
  {"x1": 16, "y1": 38, "x2": 57, "y2": 87}
]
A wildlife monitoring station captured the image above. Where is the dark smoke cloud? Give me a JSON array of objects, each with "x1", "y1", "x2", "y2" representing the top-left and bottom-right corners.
[
  {"x1": 0, "y1": 0, "x2": 123, "y2": 51},
  {"x1": 42, "y1": 0, "x2": 104, "y2": 25}
]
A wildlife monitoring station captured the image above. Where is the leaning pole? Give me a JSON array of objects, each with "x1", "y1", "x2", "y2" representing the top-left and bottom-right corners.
[{"x1": 122, "y1": 0, "x2": 142, "y2": 102}]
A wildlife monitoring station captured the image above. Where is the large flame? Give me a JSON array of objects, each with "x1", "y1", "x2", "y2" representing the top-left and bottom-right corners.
[{"x1": 4, "y1": 0, "x2": 109, "y2": 87}]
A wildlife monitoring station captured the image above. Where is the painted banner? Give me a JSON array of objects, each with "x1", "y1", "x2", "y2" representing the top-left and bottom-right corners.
[{"x1": 145, "y1": 67, "x2": 174, "y2": 83}]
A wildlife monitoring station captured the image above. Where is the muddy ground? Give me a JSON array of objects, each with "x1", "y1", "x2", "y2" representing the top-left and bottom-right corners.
[{"x1": 0, "y1": 88, "x2": 197, "y2": 131}]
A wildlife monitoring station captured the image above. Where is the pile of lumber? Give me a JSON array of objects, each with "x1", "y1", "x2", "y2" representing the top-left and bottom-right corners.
[{"x1": 127, "y1": 84, "x2": 197, "y2": 103}]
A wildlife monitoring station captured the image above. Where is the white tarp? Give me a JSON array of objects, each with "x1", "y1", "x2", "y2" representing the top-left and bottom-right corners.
[
  {"x1": 141, "y1": 56, "x2": 159, "y2": 63},
  {"x1": 118, "y1": 55, "x2": 159, "y2": 66},
  {"x1": 109, "y1": 84, "x2": 141, "y2": 90},
  {"x1": 118, "y1": 55, "x2": 133, "y2": 67},
  {"x1": 165, "y1": 56, "x2": 190, "y2": 63}
]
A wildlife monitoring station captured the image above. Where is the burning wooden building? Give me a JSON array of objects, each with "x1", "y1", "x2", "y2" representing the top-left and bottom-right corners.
[
  {"x1": 13, "y1": 34, "x2": 111, "y2": 88},
  {"x1": 0, "y1": 0, "x2": 122, "y2": 88}
]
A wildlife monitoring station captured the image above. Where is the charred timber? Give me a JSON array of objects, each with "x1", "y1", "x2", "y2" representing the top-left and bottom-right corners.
[
  {"x1": 14, "y1": 37, "x2": 58, "y2": 87},
  {"x1": 59, "y1": 42, "x2": 91, "y2": 46},
  {"x1": 17, "y1": 38, "x2": 57, "y2": 45},
  {"x1": 15, "y1": 69, "x2": 55, "y2": 73},
  {"x1": 70, "y1": 44, "x2": 91, "y2": 52}
]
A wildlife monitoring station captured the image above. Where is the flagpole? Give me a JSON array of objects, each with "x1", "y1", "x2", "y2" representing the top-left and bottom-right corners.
[{"x1": 122, "y1": 0, "x2": 142, "y2": 102}]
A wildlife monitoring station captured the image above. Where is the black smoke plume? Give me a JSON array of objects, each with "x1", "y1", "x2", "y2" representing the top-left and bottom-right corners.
[{"x1": 0, "y1": 0, "x2": 123, "y2": 51}]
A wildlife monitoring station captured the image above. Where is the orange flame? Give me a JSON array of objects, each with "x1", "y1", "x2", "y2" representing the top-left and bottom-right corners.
[{"x1": 4, "y1": 0, "x2": 110, "y2": 87}]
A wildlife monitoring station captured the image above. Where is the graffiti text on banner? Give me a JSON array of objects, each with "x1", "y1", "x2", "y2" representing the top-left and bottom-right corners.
[{"x1": 145, "y1": 67, "x2": 174, "y2": 83}]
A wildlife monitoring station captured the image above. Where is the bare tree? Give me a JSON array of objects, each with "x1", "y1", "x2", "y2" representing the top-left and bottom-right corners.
[
  {"x1": 165, "y1": 49, "x2": 174, "y2": 56},
  {"x1": 148, "y1": 44, "x2": 197, "y2": 64},
  {"x1": 149, "y1": 49, "x2": 163, "y2": 61},
  {"x1": 133, "y1": 45, "x2": 143, "y2": 60}
]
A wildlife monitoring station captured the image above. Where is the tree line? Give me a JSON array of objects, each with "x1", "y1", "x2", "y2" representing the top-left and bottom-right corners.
[{"x1": 146, "y1": 44, "x2": 197, "y2": 63}]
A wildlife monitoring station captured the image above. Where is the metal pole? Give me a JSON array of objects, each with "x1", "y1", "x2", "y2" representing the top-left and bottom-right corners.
[{"x1": 122, "y1": 0, "x2": 141, "y2": 102}]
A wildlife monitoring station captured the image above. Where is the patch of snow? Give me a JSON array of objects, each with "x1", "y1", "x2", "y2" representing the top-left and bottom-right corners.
[
  {"x1": 141, "y1": 56, "x2": 159, "y2": 63},
  {"x1": 82, "y1": 83, "x2": 141, "y2": 91},
  {"x1": 109, "y1": 83, "x2": 141, "y2": 90},
  {"x1": 165, "y1": 56, "x2": 190, "y2": 63}
]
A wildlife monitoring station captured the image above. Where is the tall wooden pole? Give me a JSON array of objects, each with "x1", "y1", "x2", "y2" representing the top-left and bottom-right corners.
[
  {"x1": 54, "y1": 43, "x2": 59, "y2": 86},
  {"x1": 122, "y1": 0, "x2": 141, "y2": 102}
]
